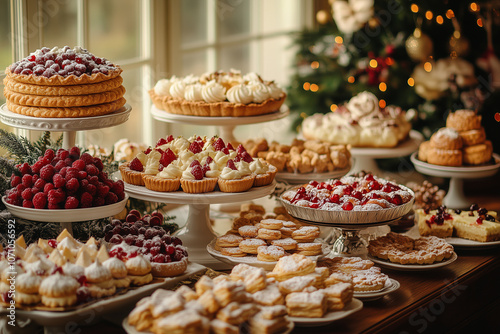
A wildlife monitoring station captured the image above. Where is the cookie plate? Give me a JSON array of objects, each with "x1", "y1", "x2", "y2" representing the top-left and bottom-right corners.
[
  {"x1": 289, "y1": 298, "x2": 363, "y2": 327},
  {"x1": 206, "y1": 238, "x2": 330, "y2": 271},
  {"x1": 367, "y1": 252, "x2": 458, "y2": 271},
  {"x1": 354, "y1": 278, "x2": 400, "y2": 301}
]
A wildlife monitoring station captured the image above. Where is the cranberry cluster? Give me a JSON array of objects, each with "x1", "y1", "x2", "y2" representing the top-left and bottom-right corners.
[
  {"x1": 425, "y1": 206, "x2": 453, "y2": 227},
  {"x1": 5, "y1": 147, "x2": 125, "y2": 209},
  {"x1": 9, "y1": 46, "x2": 116, "y2": 78},
  {"x1": 104, "y1": 210, "x2": 187, "y2": 264}
]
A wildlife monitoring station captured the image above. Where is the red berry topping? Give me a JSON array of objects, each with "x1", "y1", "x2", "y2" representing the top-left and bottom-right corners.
[
  {"x1": 241, "y1": 152, "x2": 253, "y2": 163},
  {"x1": 48, "y1": 239, "x2": 57, "y2": 248},
  {"x1": 188, "y1": 141, "x2": 202, "y2": 154},
  {"x1": 222, "y1": 147, "x2": 230, "y2": 154},
  {"x1": 160, "y1": 148, "x2": 177, "y2": 167},
  {"x1": 330, "y1": 194, "x2": 340, "y2": 204},
  {"x1": 156, "y1": 137, "x2": 167, "y2": 147},
  {"x1": 149, "y1": 216, "x2": 161, "y2": 226},
  {"x1": 213, "y1": 137, "x2": 225, "y2": 151},
  {"x1": 227, "y1": 143, "x2": 235, "y2": 151},
  {"x1": 190, "y1": 160, "x2": 201, "y2": 168},
  {"x1": 129, "y1": 158, "x2": 144, "y2": 172},
  {"x1": 166, "y1": 135, "x2": 174, "y2": 143},
  {"x1": 390, "y1": 194, "x2": 402, "y2": 205},
  {"x1": 236, "y1": 144, "x2": 246, "y2": 155},
  {"x1": 191, "y1": 164, "x2": 204, "y2": 180},
  {"x1": 226, "y1": 159, "x2": 237, "y2": 170},
  {"x1": 342, "y1": 201, "x2": 354, "y2": 211}
]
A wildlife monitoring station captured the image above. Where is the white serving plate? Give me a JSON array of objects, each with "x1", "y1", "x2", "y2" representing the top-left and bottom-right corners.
[
  {"x1": 367, "y1": 252, "x2": 458, "y2": 271},
  {"x1": 275, "y1": 165, "x2": 351, "y2": 185},
  {"x1": 280, "y1": 185, "x2": 414, "y2": 226},
  {"x1": 2, "y1": 194, "x2": 129, "y2": 222},
  {"x1": 0, "y1": 103, "x2": 132, "y2": 131},
  {"x1": 0, "y1": 263, "x2": 206, "y2": 327},
  {"x1": 354, "y1": 278, "x2": 400, "y2": 302},
  {"x1": 122, "y1": 315, "x2": 294, "y2": 334},
  {"x1": 206, "y1": 238, "x2": 330, "y2": 271},
  {"x1": 290, "y1": 298, "x2": 363, "y2": 327}
]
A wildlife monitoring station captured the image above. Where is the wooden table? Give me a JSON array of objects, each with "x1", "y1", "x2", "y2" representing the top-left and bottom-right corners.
[{"x1": 81, "y1": 245, "x2": 500, "y2": 334}]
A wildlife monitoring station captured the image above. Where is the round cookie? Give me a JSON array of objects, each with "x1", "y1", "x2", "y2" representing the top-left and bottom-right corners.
[
  {"x1": 427, "y1": 147, "x2": 462, "y2": 167},
  {"x1": 239, "y1": 238, "x2": 267, "y2": 254}
]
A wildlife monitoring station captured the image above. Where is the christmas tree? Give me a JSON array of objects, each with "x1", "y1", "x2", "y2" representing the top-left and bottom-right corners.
[{"x1": 287, "y1": 0, "x2": 500, "y2": 150}]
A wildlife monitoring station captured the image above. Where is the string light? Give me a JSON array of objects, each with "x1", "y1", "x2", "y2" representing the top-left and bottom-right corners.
[
  {"x1": 408, "y1": 77, "x2": 415, "y2": 87},
  {"x1": 369, "y1": 59, "x2": 378, "y2": 68},
  {"x1": 311, "y1": 61, "x2": 319, "y2": 69},
  {"x1": 424, "y1": 62, "x2": 433, "y2": 72},
  {"x1": 495, "y1": 113, "x2": 500, "y2": 122},
  {"x1": 425, "y1": 11, "x2": 433, "y2": 20},
  {"x1": 348, "y1": 76, "x2": 355, "y2": 83},
  {"x1": 330, "y1": 104, "x2": 338, "y2": 112},
  {"x1": 436, "y1": 15, "x2": 444, "y2": 24},
  {"x1": 446, "y1": 9, "x2": 455, "y2": 19},
  {"x1": 310, "y1": 84, "x2": 319, "y2": 92},
  {"x1": 470, "y1": 2, "x2": 479, "y2": 12},
  {"x1": 385, "y1": 57, "x2": 394, "y2": 66},
  {"x1": 379, "y1": 82, "x2": 387, "y2": 92},
  {"x1": 303, "y1": 82, "x2": 311, "y2": 90},
  {"x1": 453, "y1": 31, "x2": 461, "y2": 38},
  {"x1": 379, "y1": 99, "x2": 386, "y2": 108},
  {"x1": 411, "y1": 4, "x2": 419, "y2": 13},
  {"x1": 477, "y1": 18, "x2": 483, "y2": 27},
  {"x1": 335, "y1": 36, "x2": 343, "y2": 44}
]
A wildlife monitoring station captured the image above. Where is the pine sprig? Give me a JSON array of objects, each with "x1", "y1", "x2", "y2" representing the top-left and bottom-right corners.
[{"x1": 0, "y1": 129, "x2": 31, "y2": 163}]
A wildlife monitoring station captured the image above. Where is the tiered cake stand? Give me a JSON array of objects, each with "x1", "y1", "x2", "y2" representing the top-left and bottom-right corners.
[
  {"x1": 280, "y1": 186, "x2": 414, "y2": 257},
  {"x1": 349, "y1": 130, "x2": 423, "y2": 176},
  {"x1": 0, "y1": 103, "x2": 132, "y2": 233},
  {"x1": 151, "y1": 104, "x2": 289, "y2": 144},
  {"x1": 124, "y1": 181, "x2": 276, "y2": 269},
  {"x1": 411, "y1": 152, "x2": 500, "y2": 209}
]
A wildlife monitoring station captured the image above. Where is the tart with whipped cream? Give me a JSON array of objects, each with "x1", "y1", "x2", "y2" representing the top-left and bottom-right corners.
[
  {"x1": 150, "y1": 70, "x2": 286, "y2": 117},
  {"x1": 301, "y1": 91, "x2": 411, "y2": 148},
  {"x1": 120, "y1": 135, "x2": 276, "y2": 193},
  {"x1": 4, "y1": 46, "x2": 126, "y2": 118}
]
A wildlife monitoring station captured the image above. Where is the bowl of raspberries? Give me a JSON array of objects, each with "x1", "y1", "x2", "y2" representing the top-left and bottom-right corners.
[{"x1": 2, "y1": 147, "x2": 128, "y2": 222}]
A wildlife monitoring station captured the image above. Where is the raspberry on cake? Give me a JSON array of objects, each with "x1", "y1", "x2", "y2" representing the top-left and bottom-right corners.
[
  {"x1": 4, "y1": 46, "x2": 126, "y2": 118},
  {"x1": 149, "y1": 70, "x2": 286, "y2": 117}
]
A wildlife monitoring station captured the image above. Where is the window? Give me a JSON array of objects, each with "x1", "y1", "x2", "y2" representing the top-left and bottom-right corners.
[{"x1": 2, "y1": 0, "x2": 312, "y2": 151}]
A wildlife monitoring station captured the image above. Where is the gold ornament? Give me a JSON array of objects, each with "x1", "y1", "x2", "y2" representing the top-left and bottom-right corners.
[
  {"x1": 316, "y1": 9, "x2": 331, "y2": 24},
  {"x1": 405, "y1": 28, "x2": 433, "y2": 62},
  {"x1": 449, "y1": 31, "x2": 470, "y2": 57},
  {"x1": 368, "y1": 17, "x2": 379, "y2": 28}
]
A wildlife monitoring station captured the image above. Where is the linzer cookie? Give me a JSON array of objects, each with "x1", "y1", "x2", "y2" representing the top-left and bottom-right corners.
[{"x1": 3, "y1": 46, "x2": 126, "y2": 118}]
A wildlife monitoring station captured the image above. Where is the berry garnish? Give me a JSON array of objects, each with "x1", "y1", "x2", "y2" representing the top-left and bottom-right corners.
[
  {"x1": 191, "y1": 165, "x2": 204, "y2": 180},
  {"x1": 188, "y1": 141, "x2": 202, "y2": 154},
  {"x1": 342, "y1": 202, "x2": 354, "y2": 211},
  {"x1": 226, "y1": 159, "x2": 237, "y2": 170},
  {"x1": 160, "y1": 148, "x2": 177, "y2": 167},
  {"x1": 129, "y1": 158, "x2": 144, "y2": 172},
  {"x1": 213, "y1": 137, "x2": 225, "y2": 151}
]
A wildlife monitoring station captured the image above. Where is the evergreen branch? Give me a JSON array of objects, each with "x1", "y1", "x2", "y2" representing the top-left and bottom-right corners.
[{"x1": 0, "y1": 129, "x2": 30, "y2": 162}]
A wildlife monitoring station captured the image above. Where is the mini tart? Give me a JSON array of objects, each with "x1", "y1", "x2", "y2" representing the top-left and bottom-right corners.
[
  {"x1": 126, "y1": 254, "x2": 153, "y2": 286},
  {"x1": 463, "y1": 140, "x2": 493, "y2": 165},
  {"x1": 180, "y1": 177, "x2": 218, "y2": 193},
  {"x1": 151, "y1": 256, "x2": 188, "y2": 277},
  {"x1": 39, "y1": 272, "x2": 79, "y2": 307},
  {"x1": 218, "y1": 174, "x2": 256, "y2": 193},
  {"x1": 253, "y1": 164, "x2": 277, "y2": 187},
  {"x1": 148, "y1": 89, "x2": 167, "y2": 110},
  {"x1": 103, "y1": 257, "x2": 130, "y2": 288},
  {"x1": 119, "y1": 162, "x2": 145, "y2": 186},
  {"x1": 85, "y1": 260, "x2": 116, "y2": 298},
  {"x1": 142, "y1": 174, "x2": 181, "y2": 192},
  {"x1": 15, "y1": 272, "x2": 42, "y2": 305}
]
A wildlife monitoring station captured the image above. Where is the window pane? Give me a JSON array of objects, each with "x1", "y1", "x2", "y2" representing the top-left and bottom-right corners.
[
  {"x1": 85, "y1": 67, "x2": 144, "y2": 149},
  {"x1": 218, "y1": 0, "x2": 251, "y2": 39},
  {"x1": 88, "y1": 0, "x2": 141, "y2": 61},
  {"x1": 182, "y1": 51, "x2": 208, "y2": 76},
  {"x1": 181, "y1": 0, "x2": 208, "y2": 46},
  {"x1": 0, "y1": 0, "x2": 11, "y2": 72},
  {"x1": 219, "y1": 44, "x2": 249, "y2": 72},
  {"x1": 41, "y1": 1, "x2": 78, "y2": 48}
]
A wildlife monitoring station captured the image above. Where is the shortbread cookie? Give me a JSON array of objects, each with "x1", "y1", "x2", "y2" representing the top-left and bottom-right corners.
[
  {"x1": 463, "y1": 140, "x2": 493, "y2": 165},
  {"x1": 459, "y1": 128, "x2": 486, "y2": 146}
]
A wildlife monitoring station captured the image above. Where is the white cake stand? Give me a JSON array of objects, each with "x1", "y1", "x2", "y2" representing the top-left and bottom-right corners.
[
  {"x1": 349, "y1": 130, "x2": 424, "y2": 176},
  {"x1": 124, "y1": 182, "x2": 276, "y2": 269},
  {"x1": 411, "y1": 152, "x2": 500, "y2": 209},
  {"x1": 0, "y1": 103, "x2": 132, "y2": 148},
  {"x1": 150, "y1": 104, "x2": 289, "y2": 144}
]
